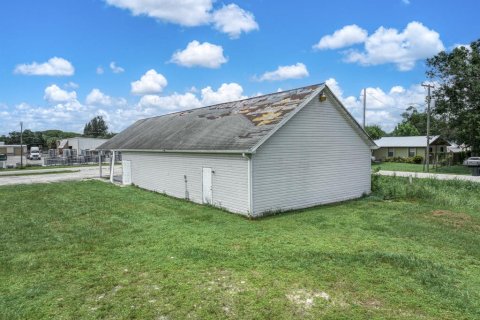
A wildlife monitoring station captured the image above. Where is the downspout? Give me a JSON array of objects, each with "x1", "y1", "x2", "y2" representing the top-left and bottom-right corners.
[{"x1": 242, "y1": 153, "x2": 253, "y2": 216}]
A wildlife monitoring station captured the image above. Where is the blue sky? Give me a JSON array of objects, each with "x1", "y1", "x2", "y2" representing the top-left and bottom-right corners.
[{"x1": 0, "y1": 0, "x2": 478, "y2": 134}]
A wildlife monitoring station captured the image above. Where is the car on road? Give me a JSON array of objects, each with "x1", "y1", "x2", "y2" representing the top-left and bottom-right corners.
[{"x1": 463, "y1": 157, "x2": 480, "y2": 167}]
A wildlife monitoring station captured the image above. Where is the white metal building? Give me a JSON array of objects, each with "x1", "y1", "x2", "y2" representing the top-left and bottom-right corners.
[
  {"x1": 99, "y1": 84, "x2": 375, "y2": 217},
  {"x1": 57, "y1": 137, "x2": 109, "y2": 156}
]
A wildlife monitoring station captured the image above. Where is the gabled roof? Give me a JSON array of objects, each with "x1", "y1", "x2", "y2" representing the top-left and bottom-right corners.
[
  {"x1": 99, "y1": 83, "x2": 374, "y2": 153},
  {"x1": 375, "y1": 136, "x2": 450, "y2": 148}
]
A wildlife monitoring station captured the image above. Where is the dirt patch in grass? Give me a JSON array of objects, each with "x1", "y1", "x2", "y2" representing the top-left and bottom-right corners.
[
  {"x1": 286, "y1": 289, "x2": 331, "y2": 315},
  {"x1": 428, "y1": 210, "x2": 480, "y2": 230}
]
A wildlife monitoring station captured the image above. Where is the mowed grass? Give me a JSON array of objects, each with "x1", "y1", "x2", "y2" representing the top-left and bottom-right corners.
[
  {"x1": 373, "y1": 162, "x2": 470, "y2": 175},
  {"x1": 1, "y1": 178, "x2": 480, "y2": 319}
]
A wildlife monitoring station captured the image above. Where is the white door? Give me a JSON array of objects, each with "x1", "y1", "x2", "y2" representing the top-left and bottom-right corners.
[
  {"x1": 122, "y1": 160, "x2": 132, "y2": 185},
  {"x1": 202, "y1": 167, "x2": 213, "y2": 204}
]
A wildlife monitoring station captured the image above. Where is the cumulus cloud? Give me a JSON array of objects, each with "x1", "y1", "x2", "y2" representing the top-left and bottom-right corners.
[
  {"x1": 104, "y1": 0, "x2": 258, "y2": 37},
  {"x1": 170, "y1": 41, "x2": 227, "y2": 68},
  {"x1": 105, "y1": 0, "x2": 212, "y2": 26},
  {"x1": 211, "y1": 4, "x2": 259, "y2": 38},
  {"x1": 96, "y1": 66, "x2": 105, "y2": 74},
  {"x1": 313, "y1": 25, "x2": 368, "y2": 50},
  {"x1": 345, "y1": 22, "x2": 445, "y2": 71},
  {"x1": 44, "y1": 84, "x2": 77, "y2": 103},
  {"x1": 315, "y1": 22, "x2": 444, "y2": 71},
  {"x1": 131, "y1": 69, "x2": 168, "y2": 95},
  {"x1": 14, "y1": 57, "x2": 74, "y2": 76},
  {"x1": 109, "y1": 61, "x2": 125, "y2": 73},
  {"x1": 256, "y1": 63, "x2": 309, "y2": 81},
  {"x1": 138, "y1": 92, "x2": 202, "y2": 111},
  {"x1": 200, "y1": 83, "x2": 246, "y2": 105},
  {"x1": 86, "y1": 88, "x2": 127, "y2": 107},
  {"x1": 325, "y1": 78, "x2": 426, "y2": 132}
]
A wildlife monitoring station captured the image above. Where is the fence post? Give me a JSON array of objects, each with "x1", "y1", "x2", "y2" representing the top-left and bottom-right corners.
[
  {"x1": 99, "y1": 151, "x2": 102, "y2": 178},
  {"x1": 109, "y1": 150, "x2": 115, "y2": 183}
]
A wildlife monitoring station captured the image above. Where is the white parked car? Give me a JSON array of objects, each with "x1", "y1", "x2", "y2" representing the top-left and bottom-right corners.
[{"x1": 463, "y1": 157, "x2": 480, "y2": 167}]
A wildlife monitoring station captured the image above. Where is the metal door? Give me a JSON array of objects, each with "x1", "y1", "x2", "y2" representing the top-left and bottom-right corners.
[
  {"x1": 122, "y1": 160, "x2": 132, "y2": 185},
  {"x1": 202, "y1": 167, "x2": 213, "y2": 204}
]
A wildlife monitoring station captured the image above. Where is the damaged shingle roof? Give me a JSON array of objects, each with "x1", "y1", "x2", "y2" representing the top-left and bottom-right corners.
[{"x1": 99, "y1": 84, "x2": 323, "y2": 152}]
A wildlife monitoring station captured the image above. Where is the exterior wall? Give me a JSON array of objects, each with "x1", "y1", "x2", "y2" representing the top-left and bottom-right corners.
[
  {"x1": 122, "y1": 152, "x2": 250, "y2": 215},
  {"x1": 251, "y1": 93, "x2": 372, "y2": 216},
  {"x1": 0, "y1": 146, "x2": 27, "y2": 156},
  {"x1": 374, "y1": 146, "x2": 447, "y2": 161}
]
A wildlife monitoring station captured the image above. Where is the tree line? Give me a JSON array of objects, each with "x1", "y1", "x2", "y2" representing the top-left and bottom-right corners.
[
  {"x1": 365, "y1": 39, "x2": 480, "y2": 155},
  {"x1": 0, "y1": 116, "x2": 115, "y2": 149}
]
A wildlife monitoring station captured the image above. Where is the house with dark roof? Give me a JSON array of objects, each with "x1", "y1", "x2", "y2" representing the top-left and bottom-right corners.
[
  {"x1": 99, "y1": 84, "x2": 375, "y2": 217},
  {"x1": 373, "y1": 136, "x2": 450, "y2": 162}
]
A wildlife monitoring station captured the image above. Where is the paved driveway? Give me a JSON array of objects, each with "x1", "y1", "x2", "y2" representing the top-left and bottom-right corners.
[
  {"x1": 0, "y1": 166, "x2": 115, "y2": 186},
  {"x1": 378, "y1": 170, "x2": 480, "y2": 183}
]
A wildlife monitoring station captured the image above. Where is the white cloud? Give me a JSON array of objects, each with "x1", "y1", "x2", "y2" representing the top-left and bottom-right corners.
[
  {"x1": 313, "y1": 25, "x2": 368, "y2": 50},
  {"x1": 211, "y1": 4, "x2": 259, "y2": 39},
  {"x1": 14, "y1": 57, "x2": 74, "y2": 76},
  {"x1": 138, "y1": 93, "x2": 202, "y2": 111},
  {"x1": 325, "y1": 78, "x2": 426, "y2": 132},
  {"x1": 137, "y1": 82, "x2": 246, "y2": 112},
  {"x1": 44, "y1": 84, "x2": 77, "y2": 103},
  {"x1": 131, "y1": 69, "x2": 168, "y2": 95},
  {"x1": 402, "y1": 0, "x2": 410, "y2": 4},
  {"x1": 104, "y1": 0, "x2": 258, "y2": 38},
  {"x1": 86, "y1": 88, "x2": 127, "y2": 107},
  {"x1": 201, "y1": 83, "x2": 246, "y2": 105},
  {"x1": 256, "y1": 63, "x2": 309, "y2": 81},
  {"x1": 105, "y1": 0, "x2": 212, "y2": 26},
  {"x1": 96, "y1": 66, "x2": 105, "y2": 74},
  {"x1": 110, "y1": 61, "x2": 125, "y2": 73},
  {"x1": 345, "y1": 21, "x2": 445, "y2": 71},
  {"x1": 170, "y1": 41, "x2": 227, "y2": 68},
  {"x1": 64, "y1": 81, "x2": 79, "y2": 89}
]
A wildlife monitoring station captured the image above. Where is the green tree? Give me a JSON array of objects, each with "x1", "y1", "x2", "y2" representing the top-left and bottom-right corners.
[
  {"x1": 392, "y1": 122, "x2": 420, "y2": 137},
  {"x1": 365, "y1": 125, "x2": 386, "y2": 140},
  {"x1": 426, "y1": 39, "x2": 480, "y2": 154},
  {"x1": 83, "y1": 116, "x2": 109, "y2": 138}
]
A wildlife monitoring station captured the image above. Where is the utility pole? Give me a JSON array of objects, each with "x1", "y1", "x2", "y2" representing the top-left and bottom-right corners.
[
  {"x1": 422, "y1": 83, "x2": 434, "y2": 172},
  {"x1": 20, "y1": 121, "x2": 23, "y2": 168},
  {"x1": 363, "y1": 88, "x2": 366, "y2": 128}
]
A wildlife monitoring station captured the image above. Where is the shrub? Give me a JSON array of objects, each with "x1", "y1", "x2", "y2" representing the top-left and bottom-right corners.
[{"x1": 412, "y1": 155, "x2": 423, "y2": 164}]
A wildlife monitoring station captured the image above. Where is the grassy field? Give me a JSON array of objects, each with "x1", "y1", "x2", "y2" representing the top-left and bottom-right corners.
[
  {"x1": 1, "y1": 178, "x2": 479, "y2": 319},
  {"x1": 372, "y1": 162, "x2": 470, "y2": 175}
]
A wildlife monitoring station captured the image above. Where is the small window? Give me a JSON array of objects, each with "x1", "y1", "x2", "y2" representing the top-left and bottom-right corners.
[
  {"x1": 440, "y1": 146, "x2": 444, "y2": 153},
  {"x1": 429, "y1": 147, "x2": 433, "y2": 153},
  {"x1": 408, "y1": 148, "x2": 416, "y2": 157},
  {"x1": 388, "y1": 148, "x2": 394, "y2": 157}
]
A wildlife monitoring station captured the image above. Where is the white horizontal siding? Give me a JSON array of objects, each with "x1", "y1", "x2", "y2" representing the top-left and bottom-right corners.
[
  {"x1": 122, "y1": 152, "x2": 250, "y2": 215},
  {"x1": 252, "y1": 93, "x2": 371, "y2": 215}
]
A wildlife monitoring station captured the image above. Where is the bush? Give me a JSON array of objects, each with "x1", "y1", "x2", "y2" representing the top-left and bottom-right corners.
[
  {"x1": 412, "y1": 155, "x2": 423, "y2": 164},
  {"x1": 384, "y1": 156, "x2": 423, "y2": 164}
]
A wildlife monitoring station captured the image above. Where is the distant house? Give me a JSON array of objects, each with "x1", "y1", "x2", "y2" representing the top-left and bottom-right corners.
[
  {"x1": 373, "y1": 136, "x2": 450, "y2": 162},
  {"x1": 99, "y1": 84, "x2": 375, "y2": 217},
  {"x1": 57, "y1": 137, "x2": 108, "y2": 156}
]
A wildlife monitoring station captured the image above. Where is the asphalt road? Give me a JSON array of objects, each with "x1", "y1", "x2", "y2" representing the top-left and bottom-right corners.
[{"x1": 0, "y1": 165, "x2": 116, "y2": 186}]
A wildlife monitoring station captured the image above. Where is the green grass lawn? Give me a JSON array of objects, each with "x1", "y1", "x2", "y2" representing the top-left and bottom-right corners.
[
  {"x1": 1, "y1": 178, "x2": 479, "y2": 319},
  {"x1": 373, "y1": 162, "x2": 471, "y2": 175}
]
